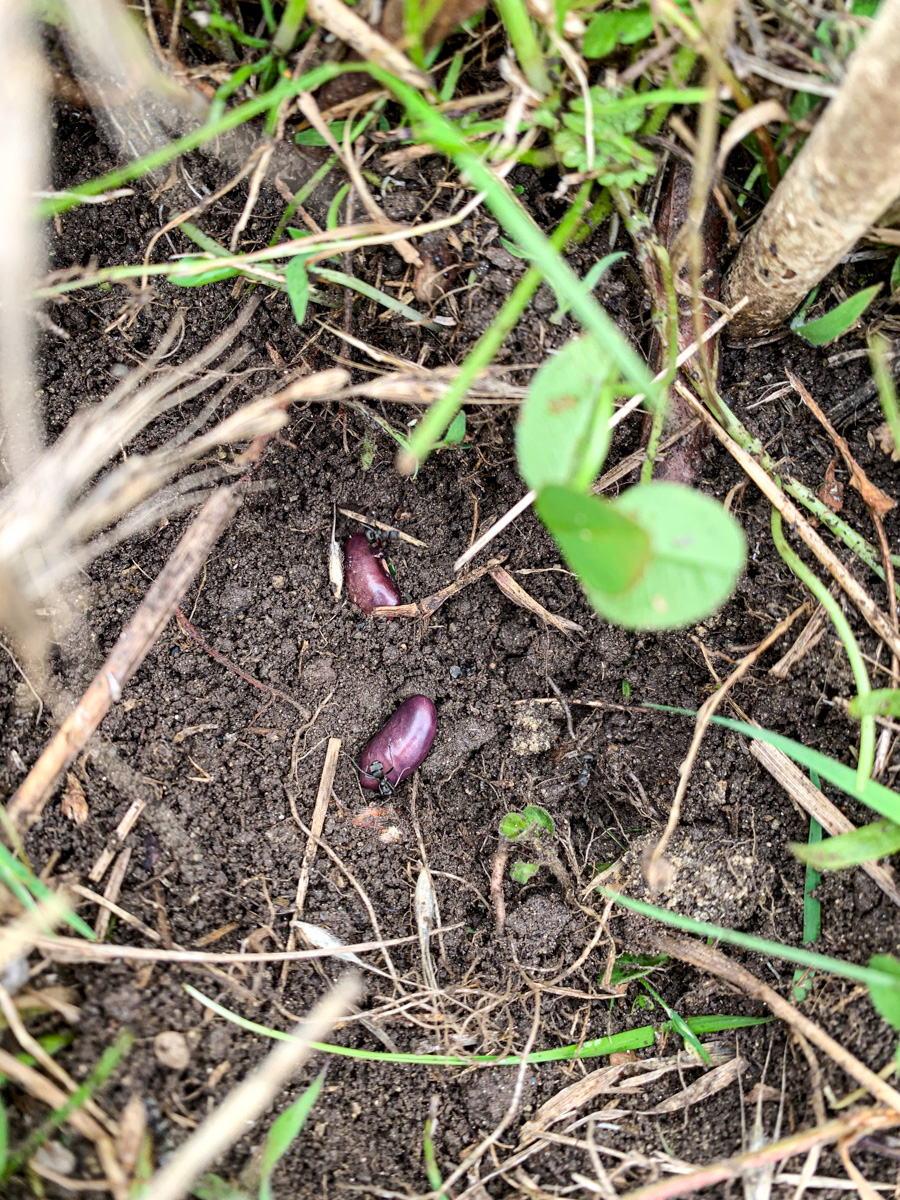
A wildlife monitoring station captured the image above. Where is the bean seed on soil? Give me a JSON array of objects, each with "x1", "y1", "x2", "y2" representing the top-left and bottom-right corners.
[
  {"x1": 359, "y1": 695, "x2": 437, "y2": 795},
  {"x1": 344, "y1": 531, "x2": 401, "y2": 615}
]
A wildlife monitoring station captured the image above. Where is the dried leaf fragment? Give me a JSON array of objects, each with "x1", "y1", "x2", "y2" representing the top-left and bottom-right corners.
[
  {"x1": 60, "y1": 772, "x2": 88, "y2": 825},
  {"x1": 818, "y1": 458, "x2": 844, "y2": 512},
  {"x1": 641, "y1": 1056, "x2": 744, "y2": 1115},
  {"x1": 115, "y1": 1093, "x2": 147, "y2": 1174},
  {"x1": 871, "y1": 421, "x2": 900, "y2": 462},
  {"x1": 490, "y1": 566, "x2": 585, "y2": 639}
]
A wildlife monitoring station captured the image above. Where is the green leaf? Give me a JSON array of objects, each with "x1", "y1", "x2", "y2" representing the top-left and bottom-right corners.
[
  {"x1": 522, "y1": 805, "x2": 555, "y2": 835},
  {"x1": 517, "y1": 336, "x2": 616, "y2": 491},
  {"x1": 443, "y1": 412, "x2": 466, "y2": 445},
  {"x1": 499, "y1": 813, "x2": 529, "y2": 840},
  {"x1": 170, "y1": 260, "x2": 241, "y2": 287},
  {"x1": 511, "y1": 860, "x2": 539, "y2": 884},
  {"x1": 295, "y1": 121, "x2": 350, "y2": 146},
  {"x1": 499, "y1": 236, "x2": 528, "y2": 259},
  {"x1": 642, "y1": 982, "x2": 709, "y2": 1062},
  {"x1": 583, "y1": 8, "x2": 655, "y2": 58},
  {"x1": 584, "y1": 483, "x2": 745, "y2": 630},
  {"x1": 891, "y1": 255, "x2": 900, "y2": 296},
  {"x1": 792, "y1": 284, "x2": 882, "y2": 345},
  {"x1": 868, "y1": 955, "x2": 900, "y2": 1032},
  {"x1": 535, "y1": 485, "x2": 651, "y2": 595},
  {"x1": 849, "y1": 688, "x2": 900, "y2": 718},
  {"x1": 792, "y1": 819, "x2": 900, "y2": 871},
  {"x1": 259, "y1": 1070, "x2": 325, "y2": 1200},
  {"x1": 0, "y1": 1097, "x2": 7, "y2": 1175},
  {"x1": 285, "y1": 257, "x2": 310, "y2": 326}
]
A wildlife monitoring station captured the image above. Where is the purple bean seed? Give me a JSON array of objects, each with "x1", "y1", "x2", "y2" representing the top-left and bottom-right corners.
[
  {"x1": 359, "y1": 695, "x2": 437, "y2": 793},
  {"x1": 344, "y1": 533, "x2": 401, "y2": 616}
]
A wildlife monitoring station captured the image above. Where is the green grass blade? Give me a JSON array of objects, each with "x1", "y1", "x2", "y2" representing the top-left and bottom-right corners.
[
  {"x1": 1, "y1": 1031, "x2": 132, "y2": 1181},
  {"x1": 792, "y1": 818, "x2": 900, "y2": 871},
  {"x1": 184, "y1": 985, "x2": 767, "y2": 1065},
  {"x1": 642, "y1": 982, "x2": 708, "y2": 1062},
  {"x1": 401, "y1": 181, "x2": 594, "y2": 470},
  {"x1": 599, "y1": 888, "x2": 900, "y2": 993},
  {"x1": 644, "y1": 704, "x2": 900, "y2": 824},
  {"x1": 259, "y1": 1070, "x2": 324, "y2": 1200},
  {"x1": 793, "y1": 284, "x2": 882, "y2": 345},
  {"x1": 0, "y1": 844, "x2": 95, "y2": 941},
  {"x1": 361, "y1": 68, "x2": 657, "y2": 398},
  {"x1": 38, "y1": 63, "x2": 347, "y2": 217}
]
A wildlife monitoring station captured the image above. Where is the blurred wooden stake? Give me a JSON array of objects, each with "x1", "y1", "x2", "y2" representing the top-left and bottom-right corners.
[{"x1": 5, "y1": 486, "x2": 242, "y2": 832}]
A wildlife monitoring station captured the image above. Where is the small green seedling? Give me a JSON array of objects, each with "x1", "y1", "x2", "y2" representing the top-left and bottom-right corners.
[
  {"x1": 499, "y1": 805, "x2": 567, "y2": 886},
  {"x1": 517, "y1": 335, "x2": 746, "y2": 631},
  {"x1": 792, "y1": 283, "x2": 881, "y2": 345}
]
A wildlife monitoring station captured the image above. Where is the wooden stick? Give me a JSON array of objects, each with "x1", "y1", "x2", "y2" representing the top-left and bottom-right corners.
[
  {"x1": 653, "y1": 935, "x2": 900, "y2": 1116},
  {"x1": 94, "y1": 847, "x2": 131, "y2": 940},
  {"x1": 293, "y1": 738, "x2": 341, "y2": 920},
  {"x1": 5, "y1": 486, "x2": 242, "y2": 831},
  {"x1": 372, "y1": 556, "x2": 505, "y2": 618}
]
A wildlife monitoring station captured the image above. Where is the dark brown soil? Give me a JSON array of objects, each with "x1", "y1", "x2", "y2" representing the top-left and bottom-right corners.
[{"x1": 4, "y1": 77, "x2": 900, "y2": 1200}]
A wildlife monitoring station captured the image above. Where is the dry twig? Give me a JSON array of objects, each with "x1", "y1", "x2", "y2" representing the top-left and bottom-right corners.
[
  {"x1": 372, "y1": 556, "x2": 506, "y2": 618},
  {"x1": 490, "y1": 566, "x2": 584, "y2": 639},
  {"x1": 5, "y1": 486, "x2": 243, "y2": 831},
  {"x1": 653, "y1": 935, "x2": 900, "y2": 1115}
]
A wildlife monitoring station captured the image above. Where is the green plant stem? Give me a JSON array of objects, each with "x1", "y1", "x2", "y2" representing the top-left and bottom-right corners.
[
  {"x1": 402, "y1": 182, "x2": 594, "y2": 469},
  {"x1": 271, "y1": 0, "x2": 307, "y2": 57},
  {"x1": 493, "y1": 0, "x2": 550, "y2": 94},
  {"x1": 422, "y1": 1105, "x2": 443, "y2": 1190},
  {"x1": 37, "y1": 62, "x2": 346, "y2": 218},
  {"x1": 771, "y1": 508, "x2": 874, "y2": 790},
  {"x1": 870, "y1": 334, "x2": 900, "y2": 460},
  {"x1": 185, "y1": 984, "x2": 766, "y2": 1066},
  {"x1": 208, "y1": 56, "x2": 273, "y2": 123},
  {"x1": 706, "y1": 390, "x2": 900, "y2": 591},
  {"x1": 1, "y1": 1032, "x2": 133, "y2": 1182}
]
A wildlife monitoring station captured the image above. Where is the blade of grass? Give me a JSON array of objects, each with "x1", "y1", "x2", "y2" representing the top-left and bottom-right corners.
[
  {"x1": 0, "y1": 1031, "x2": 132, "y2": 1182},
  {"x1": 493, "y1": 0, "x2": 550, "y2": 93},
  {"x1": 599, "y1": 888, "x2": 900, "y2": 993},
  {"x1": 259, "y1": 1069, "x2": 324, "y2": 1200},
  {"x1": 37, "y1": 62, "x2": 348, "y2": 217},
  {"x1": 770, "y1": 507, "x2": 875, "y2": 789},
  {"x1": 793, "y1": 804, "x2": 822, "y2": 1003},
  {"x1": 644, "y1": 703, "x2": 900, "y2": 825},
  {"x1": 271, "y1": 0, "x2": 307, "y2": 56},
  {"x1": 184, "y1": 984, "x2": 767, "y2": 1065},
  {"x1": 706, "y1": 389, "x2": 900, "y2": 590},
  {"x1": 0, "y1": 845, "x2": 95, "y2": 941},
  {"x1": 361, "y1": 66, "x2": 657, "y2": 398},
  {"x1": 400, "y1": 181, "x2": 597, "y2": 469}
]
